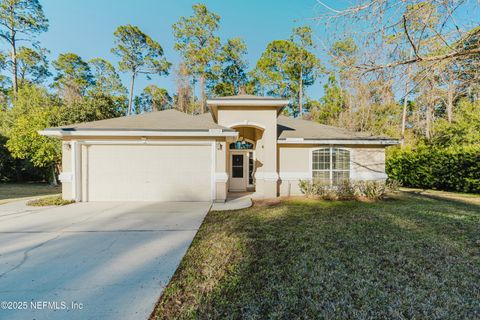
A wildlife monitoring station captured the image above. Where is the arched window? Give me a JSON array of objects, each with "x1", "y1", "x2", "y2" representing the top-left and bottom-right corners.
[
  {"x1": 312, "y1": 148, "x2": 350, "y2": 185},
  {"x1": 229, "y1": 141, "x2": 254, "y2": 150}
]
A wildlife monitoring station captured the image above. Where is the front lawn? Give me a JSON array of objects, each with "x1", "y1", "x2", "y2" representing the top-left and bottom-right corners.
[
  {"x1": 152, "y1": 192, "x2": 480, "y2": 319},
  {"x1": 0, "y1": 183, "x2": 61, "y2": 204}
]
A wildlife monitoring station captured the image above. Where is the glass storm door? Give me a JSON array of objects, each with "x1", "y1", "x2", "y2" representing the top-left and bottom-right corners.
[{"x1": 230, "y1": 152, "x2": 247, "y2": 191}]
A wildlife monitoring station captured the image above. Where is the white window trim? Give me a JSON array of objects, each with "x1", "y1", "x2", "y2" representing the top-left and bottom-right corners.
[{"x1": 309, "y1": 147, "x2": 352, "y2": 185}]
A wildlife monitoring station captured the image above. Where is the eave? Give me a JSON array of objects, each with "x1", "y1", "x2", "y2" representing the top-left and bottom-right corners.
[
  {"x1": 277, "y1": 138, "x2": 400, "y2": 145},
  {"x1": 39, "y1": 129, "x2": 239, "y2": 139}
]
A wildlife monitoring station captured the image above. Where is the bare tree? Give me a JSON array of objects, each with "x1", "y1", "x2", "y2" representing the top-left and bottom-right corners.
[
  {"x1": 174, "y1": 62, "x2": 193, "y2": 114},
  {"x1": 314, "y1": 0, "x2": 479, "y2": 142}
]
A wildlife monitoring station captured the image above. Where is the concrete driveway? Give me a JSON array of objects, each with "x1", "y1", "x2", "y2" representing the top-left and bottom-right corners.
[{"x1": 0, "y1": 200, "x2": 211, "y2": 320}]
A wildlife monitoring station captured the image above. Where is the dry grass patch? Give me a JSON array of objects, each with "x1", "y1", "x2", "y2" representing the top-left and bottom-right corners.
[{"x1": 27, "y1": 196, "x2": 74, "y2": 206}]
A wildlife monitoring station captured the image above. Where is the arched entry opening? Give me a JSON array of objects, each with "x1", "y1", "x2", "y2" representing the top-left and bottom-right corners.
[{"x1": 228, "y1": 126, "x2": 264, "y2": 192}]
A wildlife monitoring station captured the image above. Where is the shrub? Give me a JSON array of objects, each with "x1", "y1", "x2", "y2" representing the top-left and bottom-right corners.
[
  {"x1": 299, "y1": 180, "x2": 390, "y2": 200},
  {"x1": 0, "y1": 135, "x2": 47, "y2": 182},
  {"x1": 385, "y1": 179, "x2": 401, "y2": 193},
  {"x1": 354, "y1": 180, "x2": 386, "y2": 200},
  {"x1": 386, "y1": 145, "x2": 480, "y2": 193},
  {"x1": 27, "y1": 196, "x2": 74, "y2": 207}
]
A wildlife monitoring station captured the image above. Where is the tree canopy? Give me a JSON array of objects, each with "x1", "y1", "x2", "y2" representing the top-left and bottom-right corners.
[
  {"x1": 135, "y1": 84, "x2": 172, "y2": 113},
  {"x1": 111, "y1": 24, "x2": 170, "y2": 115},
  {"x1": 52, "y1": 53, "x2": 93, "y2": 104},
  {"x1": 210, "y1": 38, "x2": 248, "y2": 96},
  {"x1": 0, "y1": 0, "x2": 48, "y2": 94},
  {"x1": 173, "y1": 3, "x2": 221, "y2": 113}
]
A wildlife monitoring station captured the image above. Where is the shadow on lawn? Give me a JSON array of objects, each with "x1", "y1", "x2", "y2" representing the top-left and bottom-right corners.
[
  {"x1": 403, "y1": 188, "x2": 480, "y2": 208},
  {"x1": 154, "y1": 194, "x2": 480, "y2": 319}
]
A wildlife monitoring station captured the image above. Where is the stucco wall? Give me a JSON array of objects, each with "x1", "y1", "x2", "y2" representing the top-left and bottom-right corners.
[
  {"x1": 278, "y1": 144, "x2": 388, "y2": 196},
  {"x1": 215, "y1": 141, "x2": 227, "y2": 202},
  {"x1": 217, "y1": 107, "x2": 279, "y2": 198},
  {"x1": 60, "y1": 142, "x2": 72, "y2": 200},
  {"x1": 350, "y1": 147, "x2": 387, "y2": 180}
]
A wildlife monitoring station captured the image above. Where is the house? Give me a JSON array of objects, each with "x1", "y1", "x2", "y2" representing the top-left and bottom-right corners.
[{"x1": 40, "y1": 95, "x2": 398, "y2": 202}]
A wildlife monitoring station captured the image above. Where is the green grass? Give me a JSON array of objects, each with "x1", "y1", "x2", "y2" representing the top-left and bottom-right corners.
[
  {"x1": 27, "y1": 195, "x2": 74, "y2": 207},
  {"x1": 0, "y1": 183, "x2": 61, "y2": 204},
  {"x1": 401, "y1": 187, "x2": 480, "y2": 205},
  {"x1": 152, "y1": 192, "x2": 480, "y2": 319}
]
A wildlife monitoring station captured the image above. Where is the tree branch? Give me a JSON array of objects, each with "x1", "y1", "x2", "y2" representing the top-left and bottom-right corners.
[
  {"x1": 358, "y1": 47, "x2": 480, "y2": 72},
  {"x1": 403, "y1": 15, "x2": 421, "y2": 60}
]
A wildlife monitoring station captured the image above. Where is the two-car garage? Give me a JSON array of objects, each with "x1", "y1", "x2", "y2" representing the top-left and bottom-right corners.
[
  {"x1": 82, "y1": 143, "x2": 214, "y2": 202},
  {"x1": 40, "y1": 108, "x2": 238, "y2": 202}
]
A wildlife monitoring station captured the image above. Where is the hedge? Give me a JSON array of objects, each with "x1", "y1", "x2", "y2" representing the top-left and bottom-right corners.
[{"x1": 386, "y1": 145, "x2": 480, "y2": 194}]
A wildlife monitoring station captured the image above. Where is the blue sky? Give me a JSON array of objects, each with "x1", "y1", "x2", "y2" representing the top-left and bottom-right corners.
[{"x1": 36, "y1": 0, "x2": 330, "y2": 100}]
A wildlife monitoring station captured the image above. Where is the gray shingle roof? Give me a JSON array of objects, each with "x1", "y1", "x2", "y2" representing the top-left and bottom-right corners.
[
  {"x1": 46, "y1": 109, "x2": 234, "y2": 132},
  {"x1": 45, "y1": 108, "x2": 395, "y2": 142},
  {"x1": 277, "y1": 116, "x2": 392, "y2": 140}
]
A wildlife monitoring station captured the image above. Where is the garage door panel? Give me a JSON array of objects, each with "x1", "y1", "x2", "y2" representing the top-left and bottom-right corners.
[{"x1": 86, "y1": 144, "x2": 212, "y2": 201}]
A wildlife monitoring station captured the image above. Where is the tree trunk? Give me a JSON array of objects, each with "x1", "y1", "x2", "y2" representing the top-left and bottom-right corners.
[
  {"x1": 191, "y1": 77, "x2": 195, "y2": 114},
  {"x1": 425, "y1": 104, "x2": 432, "y2": 141},
  {"x1": 400, "y1": 49, "x2": 413, "y2": 145},
  {"x1": 128, "y1": 72, "x2": 136, "y2": 116},
  {"x1": 50, "y1": 164, "x2": 58, "y2": 186},
  {"x1": 400, "y1": 71, "x2": 410, "y2": 146},
  {"x1": 199, "y1": 74, "x2": 206, "y2": 114},
  {"x1": 299, "y1": 66, "x2": 303, "y2": 118},
  {"x1": 11, "y1": 30, "x2": 18, "y2": 95},
  {"x1": 446, "y1": 84, "x2": 453, "y2": 123}
]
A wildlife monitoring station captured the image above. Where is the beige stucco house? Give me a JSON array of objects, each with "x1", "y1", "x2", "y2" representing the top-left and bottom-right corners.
[{"x1": 40, "y1": 95, "x2": 398, "y2": 202}]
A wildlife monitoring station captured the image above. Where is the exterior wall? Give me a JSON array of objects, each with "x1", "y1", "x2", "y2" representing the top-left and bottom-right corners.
[
  {"x1": 215, "y1": 141, "x2": 228, "y2": 202},
  {"x1": 350, "y1": 147, "x2": 387, "y2": 180},
  {"x1": 217, "y1": 106, "x2": 279, "y2": 198},
  {"x1": 278, "y1": 144, "x2": 388, "y2": 196},
  {"x1": 60, "y1": 142, "x2": 72, "y2": 200}
]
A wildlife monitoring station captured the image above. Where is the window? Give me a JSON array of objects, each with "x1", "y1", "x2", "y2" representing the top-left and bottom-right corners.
[
  {"x1": 229, "y1": 141, "x2": 253, "y2": 150},
  {"x1": 312, "y1": 148, "x2": 350, "y2": 185},
  {"x1": 248, "y1": 152, "x2": 254, "y2": 185},
  {"x1": 232, "y1": 154, "x2": 244, "y2": 178}
]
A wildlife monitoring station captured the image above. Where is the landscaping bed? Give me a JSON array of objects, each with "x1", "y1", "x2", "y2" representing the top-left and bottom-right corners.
[
  {"x1": 152, "y1": 192, "x2": 480, "y2": 319},
  {"x1": 27, "y1": 195, "x2": 74, "y2": 206}
]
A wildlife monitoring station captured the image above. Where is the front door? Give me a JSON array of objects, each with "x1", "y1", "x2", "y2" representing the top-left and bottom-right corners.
[{"x1": 230, "y1": 152, "x2": 247, "y2": 191}]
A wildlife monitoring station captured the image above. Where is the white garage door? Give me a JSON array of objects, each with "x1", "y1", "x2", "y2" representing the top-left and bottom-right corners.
[{"x1": 85, "y1": 144, "x2": 212, "y2": 201}]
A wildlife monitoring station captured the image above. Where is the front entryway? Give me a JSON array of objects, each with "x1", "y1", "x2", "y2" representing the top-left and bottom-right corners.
[{"x1": 229, "y1": 151, "x2": 255, "y2": 192}]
